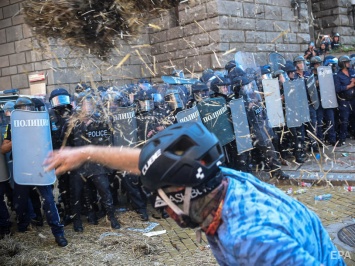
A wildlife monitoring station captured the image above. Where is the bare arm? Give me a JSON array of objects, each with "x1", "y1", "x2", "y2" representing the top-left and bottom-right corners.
[
  {"x1": 44, "y1": 145, "x2": 141, "y2": 176},
  {"x1": 1, "y1": 140, "x2": 12, "y2": 154}
]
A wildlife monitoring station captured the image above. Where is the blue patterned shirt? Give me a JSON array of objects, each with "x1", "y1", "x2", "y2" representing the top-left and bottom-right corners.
[{"x1": 207, "y1": 168, "x2": 345, "y2": 266}]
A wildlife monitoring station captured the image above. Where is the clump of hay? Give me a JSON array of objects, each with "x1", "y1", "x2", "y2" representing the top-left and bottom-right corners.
[{"x1": 23, "y1": 0, "x2": 181, "y2": 57}]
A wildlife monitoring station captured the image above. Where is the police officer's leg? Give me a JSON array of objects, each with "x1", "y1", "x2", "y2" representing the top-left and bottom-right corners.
[
  {"x1": 324, "y1": 108, "x2": 336, "y2": 145},
  {"x1": 70, "y1": 172, "x2": 84, "y2": 232},
  {"x1": 36, "y1": 185, "x2": 67, "y2": 247},
  {"x1": 91, "y1": 174, "x2": 120, "y2": 229},
  {"x1": 29, "y1": 187, "x2": 43, "y2": 226},
  {"x1": 338, "y1": 99, "x2": 351, "y2": 144},
  {"x1": 58, "y1": 173, "x2": 72, "y2": 225},
  {"x1": 0, "y1": 181, "x2": 11, "y2": 237},
  {"x1": 13, "y1": 183, "x2": 30, "y2": 232},
  {"x1": 108, "y1": 172, "x2": 120, "y2": 206},
  {"x1": 224, "y1": 142, "x2": 251, "y2": 173},
  {"x1": 316, "y1": 105, "x2": 324, "y2": 142},
  {"x1": 83, "y1": 178, "x2": 98, "y2": 225},
  {"x1": 306, "y1": 105, "x2": 319, "y2": 152}
]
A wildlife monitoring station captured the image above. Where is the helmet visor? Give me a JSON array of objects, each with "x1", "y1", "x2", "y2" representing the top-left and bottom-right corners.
[
  {"x1": 139, "y1": 100, "x2": 154, "y2": 112},
  {"x1": 165, "y1": 93, "x2": 184, "y2": 110},
  {"x1": 50, "y1": 95, "x2": 70, "y2": 108}
]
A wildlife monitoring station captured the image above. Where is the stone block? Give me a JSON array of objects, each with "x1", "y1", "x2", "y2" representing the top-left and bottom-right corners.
[
  {"x1": 150, "y1": 31, "x2": 167, "y2": 44},
  {"x1": 0, "y1": 55, "x2": 9, "y2": 67},
  {"x1": 296, "y1": 33, "x2": 311, "y2": 44},
  {"x1": 167, "y1": 26, "x2": 184, "y2": 41},
  {"x1": 312, "y1": 2, "x2": 320, "y2": 13},
  {"x1": 229, "y1": 17, "x2": 255, "y2": 31},
  {"x1": 17, "y1": 63, "x2": 35, "y2": 73},
  {"x1": 180, "y1": 3, "x2": 207, "y2": 25},
  {"x1": 283, "y1": 32, "x2": 297, "y2": 43},
  {"x1": 15, "y1": 38, "x2": 32, "y2": 52},
  {"x1": 0, "y1": 42, "x2": 14, "y2": 56},
  {"x1": 264, "y1": 5, "x2": 281, "y2": 19},
  {"x1": 3, "y1": 3, "x2": 19, "y2": 18},
  {"x1": 276, "y1": 43, "x2": 300, "y2": 52},
  {"x1": 245, "y1": 31, "x2": 266, "y2": 43},
  {"x1": 34, "y1": 62, "x2": 44, "y2": 71},
  {"x1": 256, "y1": 19, "x2": 272, "y2": 31},
  {"x1": 0, "y1": 18, "x2": 11, "y2": 29},
  {"x1": 9, "y1": 52, "x2": 26, "y2": 66},
  {"x1": 0, "y1": 1, "x2": 10, "y2": 8},
  {"x1": 243, "y1": 3, "x2": 264, "y2": 19},
  {"x1": 265, "y1": 32, "x2": 283, "y2": 43},
  {"x1": 0, "y1": 29, "x2": 5, "y2": 44},
  {"x1": 11, "y1": 73, "x2": 28, "y2": 89},
  {"x1": 182, "y1": 22, "x2": 200, "y2": 37},
  {"x1": 190, "y1": 32, "x2": 210, "y2": 47},
  {"x1": 0, "y1": 8, "x2": 3, "y2": 20},
  {"x1": 217, "y1": 1, "x2": 243, "y2": 17},
  {"x1": 256, "y1": 0, "x2": 291, "y2": 7},
  {"x1": 273, "y1": 21, "x2": 290, "y2": 32},
  {"x1": 281, "y1": 6, "x2": 296, "y2": 21},
  {"x1": 0, "y1": 76, "x2": 11, "y2": 90},
  {"x1": 6, "y1": 25, "x2": 23, "y2": 42},
  {"x1": 12, "y1": 14, "x2": 24, "y2": 25},
  {"x1": 1, "y1": 66, "x2": 17, "y2": 76},
  {"x1": 10, "y1": 0, "x2": 22, "y2": 3},
  {"x1": 50, "y1": 69, "x2": 82, "y2": 85}
]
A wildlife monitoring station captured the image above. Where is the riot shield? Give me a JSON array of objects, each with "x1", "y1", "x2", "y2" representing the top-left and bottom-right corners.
[
  {"x1": 111, "y1": 106, "x2": 138, "y2": 147},
  {"x1": 306, "y1": 74, "x2": 320, "y2": 110},
  {"x1": 161, "y1": 76, "x2": 199, "y2": 85},
  {"x1": 196, "y1": 97, "x2": 235, "y2": 146},
  {"x1": 283, "y1": 79, "x2": 310, "y2": 128},
  {"x1": 261, "y1": 79, "x2": 285, "y2": 127},
  {"x1": 229, "y1": 98, "x2": 253, "y2": 153},
  {"x1": 176, "y1": 105, "x2": 202, "y2": 123},
  {"x1": 317, "y1": 66, "x2": 338, "y2": 109},
  {"x1": 11, "y1": 110, "x2": 56, "y2": 185},
  {"x1": 268, "y1": 52, "x2": 286, "y2": 73},
  {"x1": 0, "y1": 133, "x2": 9, "y2": 182}
]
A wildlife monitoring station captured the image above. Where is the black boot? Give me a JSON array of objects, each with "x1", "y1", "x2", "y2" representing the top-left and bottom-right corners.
[
  {"x1": 108, "y1": 214, "x2": 120, "y2": 229},
  {"x1": 294, "y1": 149, "x2": 306, "y2": 163},
  {"x1": 272, "y1": 169, "x2": 290, "y2": 180},
  {"x1": 73, "y1": 219, "x2": 83, "y2": 232},
  {"x1": 136, "y1": 209, "x2": 149, "y2": 221},
  {"x1": 0, "y1": 226, "x2": 11, "y2": 239},
  {"x1": 87, "y1": 211, "x2": 98, "y2": 225},
  {"x1": 55, "y1": 235, "x2": 68, "y2": 247},
  {"x1": 61, "y1": 214, "x2": 72, "y2": 226}
]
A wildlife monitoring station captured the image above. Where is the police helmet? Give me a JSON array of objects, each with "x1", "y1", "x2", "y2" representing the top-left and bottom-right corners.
[
  {"x1": 293, "y1": 55, "x2": 305, "y2": 64},
  {"x1": 49, "y1": 88, "x2": 71, "y2": 108},
  {"x1": 338, "y1": 55, "x2": 351, "y2": 69},
  {"x1": 310, "y1": 56, "x2": 323, "y2": 67},
  {"x1": 14, "y1": 97, "x2": 35, "y2": 111},
  {"x1": 227, "y1": 66, "x2": 246, "y2": 81},
  {"x1": 200, "y1": 69, "x2": 215, "y2": 83},
  {"x1": 260, "y1": 65, "x2": 271, "y2": 75},
  {"x1": 139, "y1": 122, "x2": 224, "y2": 191},
  {"x1": 282, "y1": 62, "x2": 296, "y2": 73},
  {"x1": 333, "y1": 33, "x2": 340, "y2": 37},
  {"x1": 3, "y1": 101, "x2": 15, "y2": 115},
  {"x1": 210, "y1": 76, "x2": 230, "y2": 93},
  {"x1": 225, "y1": 60, "x2": 237, "y2": 73},
  {"x1": 75, "y1": 83, "x2": 89, "y2": 93}
]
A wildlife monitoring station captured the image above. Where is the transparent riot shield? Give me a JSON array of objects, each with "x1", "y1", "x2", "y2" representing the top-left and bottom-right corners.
[
  {"x1": 11, "y1": 110, "x2": 56, "y2": 185},
  {"x1": 317, "y1": 66, "x2": 338, "y2": 109},
  {"x1": 0, "y1": 133, "x2": 9, "y2": 182},
  {"x1": 283, "y1": 79, "x2": 310, "y2": 128},
  {"x1": 261, "y1": 79, "x2": 285, "y2": 127},
  {"x1": 235, "y1": 51, "x2": 261, "y2": 77},
  {"x1": 196, "y1": 97, "x2": 235, "y2": 146},
  {"x1": 306, "y1": 74, "x2": 320, "y2": 110},
  {"x1": 229, "y1": 98, "x2": 253, "y2": 153},
  {"x1": 111, "y1": 106, "x2": 138, "y2": 147},
  {"x1": 268, "y1": 52, "x2": 286, "y2": 73},
  {"x1": 161, "y1": 76, "x2": 199, "y2": 85},
  {"x1": 176, "y1": 105, "x2": 202, "y2": 123}
]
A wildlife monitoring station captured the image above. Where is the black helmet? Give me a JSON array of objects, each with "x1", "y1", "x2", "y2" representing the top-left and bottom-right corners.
[
  {"x1": 227, "y1": 66, "x2": 246, "y2": 81},
  {"x1": 225, "y1": 60, "x2": 237, "y2": 73},
  {"x1": 293, "y1": 55, "x2": 305, "y2": 64},
  {"x1": 282, "y1": 61, "x2": 296, "y2": 73},
  {"x1": 333, "y1": 33, "x2": 340, "y2": 37},
  {"x1": 3, "y1": 101, "x2": 15, "y2": 115},
  {"x1": 139, "y1": 122, "x2": 224, "y2": 191},
  {"x1": 14, "y1": 97, "x2": 35, "y2": 111},
  {"x1": 210, "y1": 76, "x2": 230, "y2": 93},
  {"x1": 338, "y1": 55, "x2": 351, "y2": 69},
  {"x1": 75, "y1": 83, "x2": 89, "y2": 93},
  {"x1": 49, "y1": 88, "x2": 71, "y2": 108},
  {"x1": 200, "y1": 69, "x2": 215, "y2": 83},
  {"x1": 310, "y1": 56, "x2": 323, "y2": 67}
]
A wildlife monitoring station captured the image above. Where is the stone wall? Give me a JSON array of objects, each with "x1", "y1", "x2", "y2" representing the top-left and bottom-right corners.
[
  {"x1": 149, "y1": 0, "x2": 312, "y2": 75},
  {"x1": 312, "y1": 0, "x2": 355, "y2": 46}
]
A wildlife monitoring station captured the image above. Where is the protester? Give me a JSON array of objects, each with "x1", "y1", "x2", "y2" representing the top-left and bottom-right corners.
[{"x1": 44, "y1": 122, "x2": 345, "y2": 265}]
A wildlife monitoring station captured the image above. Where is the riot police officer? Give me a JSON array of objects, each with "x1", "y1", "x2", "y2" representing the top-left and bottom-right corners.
[
  {"x1": 1, "y1": 97, "x2": 68, "y2": 246},
  {"x1": 49, "y1": 88, "x2": 73, "y2": 225},
  {"x1": 334, "y1": 55, "x2": 355, "y2": 145},
  {"x1": 65, "y1": 92, "x2": 120, "y2": 231}
]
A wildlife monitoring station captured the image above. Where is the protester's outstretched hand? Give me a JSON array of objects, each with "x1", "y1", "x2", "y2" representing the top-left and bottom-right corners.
[{"x1": 44, "y1": 147, "x2": 89, "y2": 175}]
